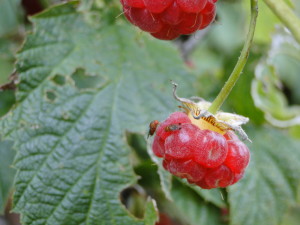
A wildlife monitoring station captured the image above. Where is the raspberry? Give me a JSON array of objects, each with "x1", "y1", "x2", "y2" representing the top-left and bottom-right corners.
[
  {"x1": 151, "y1": 112, "x2": 250, "y2": 189},
  {"x1": 152, "y1": 112, "x2": 191, "y2": 157},
  {"x1": 121, "y1": 0, "x2": 218, "y2": 40},
  {"x1": 155, "y1": 213, "x2": 173, "y2": 225},
  {"x1": 163, "y1": 159, "x2": 206, "y2": 182},
  {"x1": 165, "y1": 124, "x2": 200, "y2": 159},
  {"x1": 203, "y1": 165, "x2": 234, "y2": 188},
  {"x1": 143, "y1": 0, "x2": 173, "y2": 13},
  {"x1": 193, "y1": 130, "x2": 228, "y2": 168},
  {"x1": 156, "y1": 111, "x2": 191, "y2": 140},
  {"x1": 224, "y1": 140, "x2": 250, "y2": 173},
  {"x1": 177, "y1": 0, "x2": 207, "y2": 13}
]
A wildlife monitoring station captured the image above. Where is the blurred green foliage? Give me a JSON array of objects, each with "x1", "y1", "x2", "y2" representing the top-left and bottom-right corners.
[{"x1": 0, "y1": 0, "x2": 300, "y2": 225}]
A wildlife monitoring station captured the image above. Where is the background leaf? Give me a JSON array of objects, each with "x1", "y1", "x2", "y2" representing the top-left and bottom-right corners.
[
  {"x1": 0, "y1": 0, "x2": 22, "y2": 37},
  {"x1": 252, "y1": 29, "x2": 300, "y2": 128},
  {"x1": 0, "y1": 2, "x2": 196, "y2": 224},
  {"x1": 171, "y1": 180, "x2": 223, "y2": 225},
  {"x1": 147, "y1": 139, "x2": 172, "y2": 201},
  {"x1": 0, "y1": 141, "x2": 15, "y2": 214},
  {"x1": 229, "y1": 127, "x2": 300, "y2": 225}
]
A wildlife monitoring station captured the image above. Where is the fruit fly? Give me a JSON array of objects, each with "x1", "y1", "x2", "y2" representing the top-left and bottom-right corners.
[
  {"x1": 165, "y1": 124, "x2": 181, "y2": 132},
  {"x1": 148, "y1": 120, "x2": 160, "y2": 138}
]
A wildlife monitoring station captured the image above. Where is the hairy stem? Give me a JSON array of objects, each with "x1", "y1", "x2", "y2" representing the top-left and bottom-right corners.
[
  {"x1": 263, "y1": 0, "x2": 300, "y2": 44},
  {"x1": 208, "y1": 0, "x2": 258, "y2": 114}
]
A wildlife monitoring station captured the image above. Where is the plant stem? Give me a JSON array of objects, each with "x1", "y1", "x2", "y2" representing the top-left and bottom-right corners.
[
  {"x1": 208, "y1": 0, "x2": 258, "y2": 114},
  {"x1": 263, "y1": 0, "x2": 300, "y2": 44}
]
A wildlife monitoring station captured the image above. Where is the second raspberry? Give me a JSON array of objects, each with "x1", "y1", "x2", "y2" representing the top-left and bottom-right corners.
[{"x1": 121, "y1": 0, "x2": 218, "y2": 40}]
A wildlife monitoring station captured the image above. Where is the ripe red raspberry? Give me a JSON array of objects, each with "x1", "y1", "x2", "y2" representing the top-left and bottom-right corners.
[
  {"x1": 121, "y1": 0, "x2": 218, "y2": 40},
  {"x1": 155, "y1": 213, "x2": 174, "y2": 225},
  {"x1": 193, "y1": 130, "x2": 228, "y2": 168},
  {"x1": 152, "y1": 112, "x2": 191, "y2": 157},
  {"x1": 224, "y1": 140, "x2": 250, "y2": 173},
  {"x1": 151, "y1": 111, "x2": 250, "y2": 189}
]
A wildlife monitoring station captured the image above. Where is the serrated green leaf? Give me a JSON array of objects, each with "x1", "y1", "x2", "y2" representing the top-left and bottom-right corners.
[
  {"x1": 0, "y1": 2, "x2": 194, "y2": 224},
  {"x1": 229, "y1": 127, "x2": 300, "y2": 225},
  {"x1": 0, "y1": 141, "x2": 15, "y2": 214},
  {"x1": 171, "y1": 180, "x2": 223, "y2": 225}
]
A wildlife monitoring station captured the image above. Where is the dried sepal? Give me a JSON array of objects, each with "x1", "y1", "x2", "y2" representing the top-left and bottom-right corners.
[{"x1": 172, "y1": 82, "x2": 250, "y2": 142}]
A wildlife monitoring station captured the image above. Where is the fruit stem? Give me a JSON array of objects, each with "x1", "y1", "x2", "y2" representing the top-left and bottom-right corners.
[
  {"x1": 263, "y1": 0, "x2": 300, "y2": 44},
  {"x1": 208, "y1": 0, "x2": 258, "y2": 115}
]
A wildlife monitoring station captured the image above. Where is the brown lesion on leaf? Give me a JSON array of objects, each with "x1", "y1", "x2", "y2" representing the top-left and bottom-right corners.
[{"x1": 0, "y1": 71, "x2": 18, "y2": 91}]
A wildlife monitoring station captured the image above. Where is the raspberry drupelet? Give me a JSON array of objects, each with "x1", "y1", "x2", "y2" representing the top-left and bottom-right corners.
[
  {"x1": 120, "y1": 0, "x2": 218, "y2": 40},
  {"x1": 151, "y1": 83, "x2": 250, "y2": 189}
]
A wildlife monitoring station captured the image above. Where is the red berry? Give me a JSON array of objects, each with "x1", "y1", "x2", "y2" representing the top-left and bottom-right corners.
[
  {"x1": 194, "y1": 130, "x2": 228, "y2": 168},
  {"x1": 143, "y1": 0, "x2": 173, "y2": 13},
  {"x1": 156, "y1": 213, "x2": 173, "y2": 225},
  {"x1": 151, "y1": 111, "x2": 250, "y2": 189},
  {"x1": 151, "y1": 25, "x2": 180, "y2": 40},
  {"x1": 152, "y1": 112, "x2": 191, "y2": 157},
  {"x1": 165, "y1": 124, "x2": 199, "y2": 159},
  {"x1": 199, "y1": 8, "x2": 216, "y2": 29},
  {"x1": 195, "y1": 179, "x2": 211, "y2": 189},
  {"x1": 120, "y1": 0, "x2": 218, "y2": 40},
  {"x1": 175, "y1": 13, "x2": 202, "y2": 35},
  {"x1": 231, "y1": 171, "x2": 244, "y2": 185},
  {"x1": 123, "y1": 0, "x2": 144, "y2": 8},
  {"x1": 128, "y1": 8, "x2": 163, "y2": 33},
  {"x1": 204, "y1": 165, "x2": 234, "y2": 188},
  {"x1": 177, "y1": 0, "x2": 207, "y2": 13},
  {"x1": 224, "y1": 140, "x2": 250, "y2": 173},
  {"x1": 156, "y1": 112, "x2": 191, "y2": 140},
  {"x1": 164, "y1": 159, "x2": 206, "y2": 182},
  {"x1": 201, "y1": 0, "x2": 215, "y2": 14},
  {"x1": 152, "y1": 135, "x2": 165, "y2": 157},
  {"x1": 160, "y1": 2, "x2": 183, "y2": 25}
]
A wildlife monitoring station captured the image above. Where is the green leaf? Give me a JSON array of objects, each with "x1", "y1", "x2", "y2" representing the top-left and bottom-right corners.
[
  {"x1": 185, "y1": 182, "x2": 226, "y2": 209},
  {"x1": 0, "y1": 38, "x2": 19, "y2": 84},
  {"x1": 171, "y1": 180, "x2": 223, "y2": 225},
  {"x1": 0, "y1": 141, "x2": 15, "y2": 214},
  {"x1": 0, "y1": 2, "x2": 194, "y2": 224},
  {"x1": 207, "y1": 1, "x2": 246, "y2": 54},
  {"x1": 0, "y1": 0, "x2": 22, "y2": 37},
  {"x1": 144, "y1": 199, "x2": 158, "y2": 225},
  {"x1": 229, "y1": 127, "x2": 300, "y2": 225},
  {"x1": 147, "y1": 139, "x2": 172, "y2": 200},
  {"x1": 280, "y1": 204, "x2": 300, "y2": 225},
  {"x1": 252, "y1": 29, "x2": 300, "y2": 128},
  {"x1": 268, "y1": 30, "x2": 300, "y2": 103}
]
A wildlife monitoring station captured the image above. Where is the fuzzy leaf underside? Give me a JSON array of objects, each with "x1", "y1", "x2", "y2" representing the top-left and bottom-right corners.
[{"x1": 0, "y1": 2, "x2": 194, "y2": 224}]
